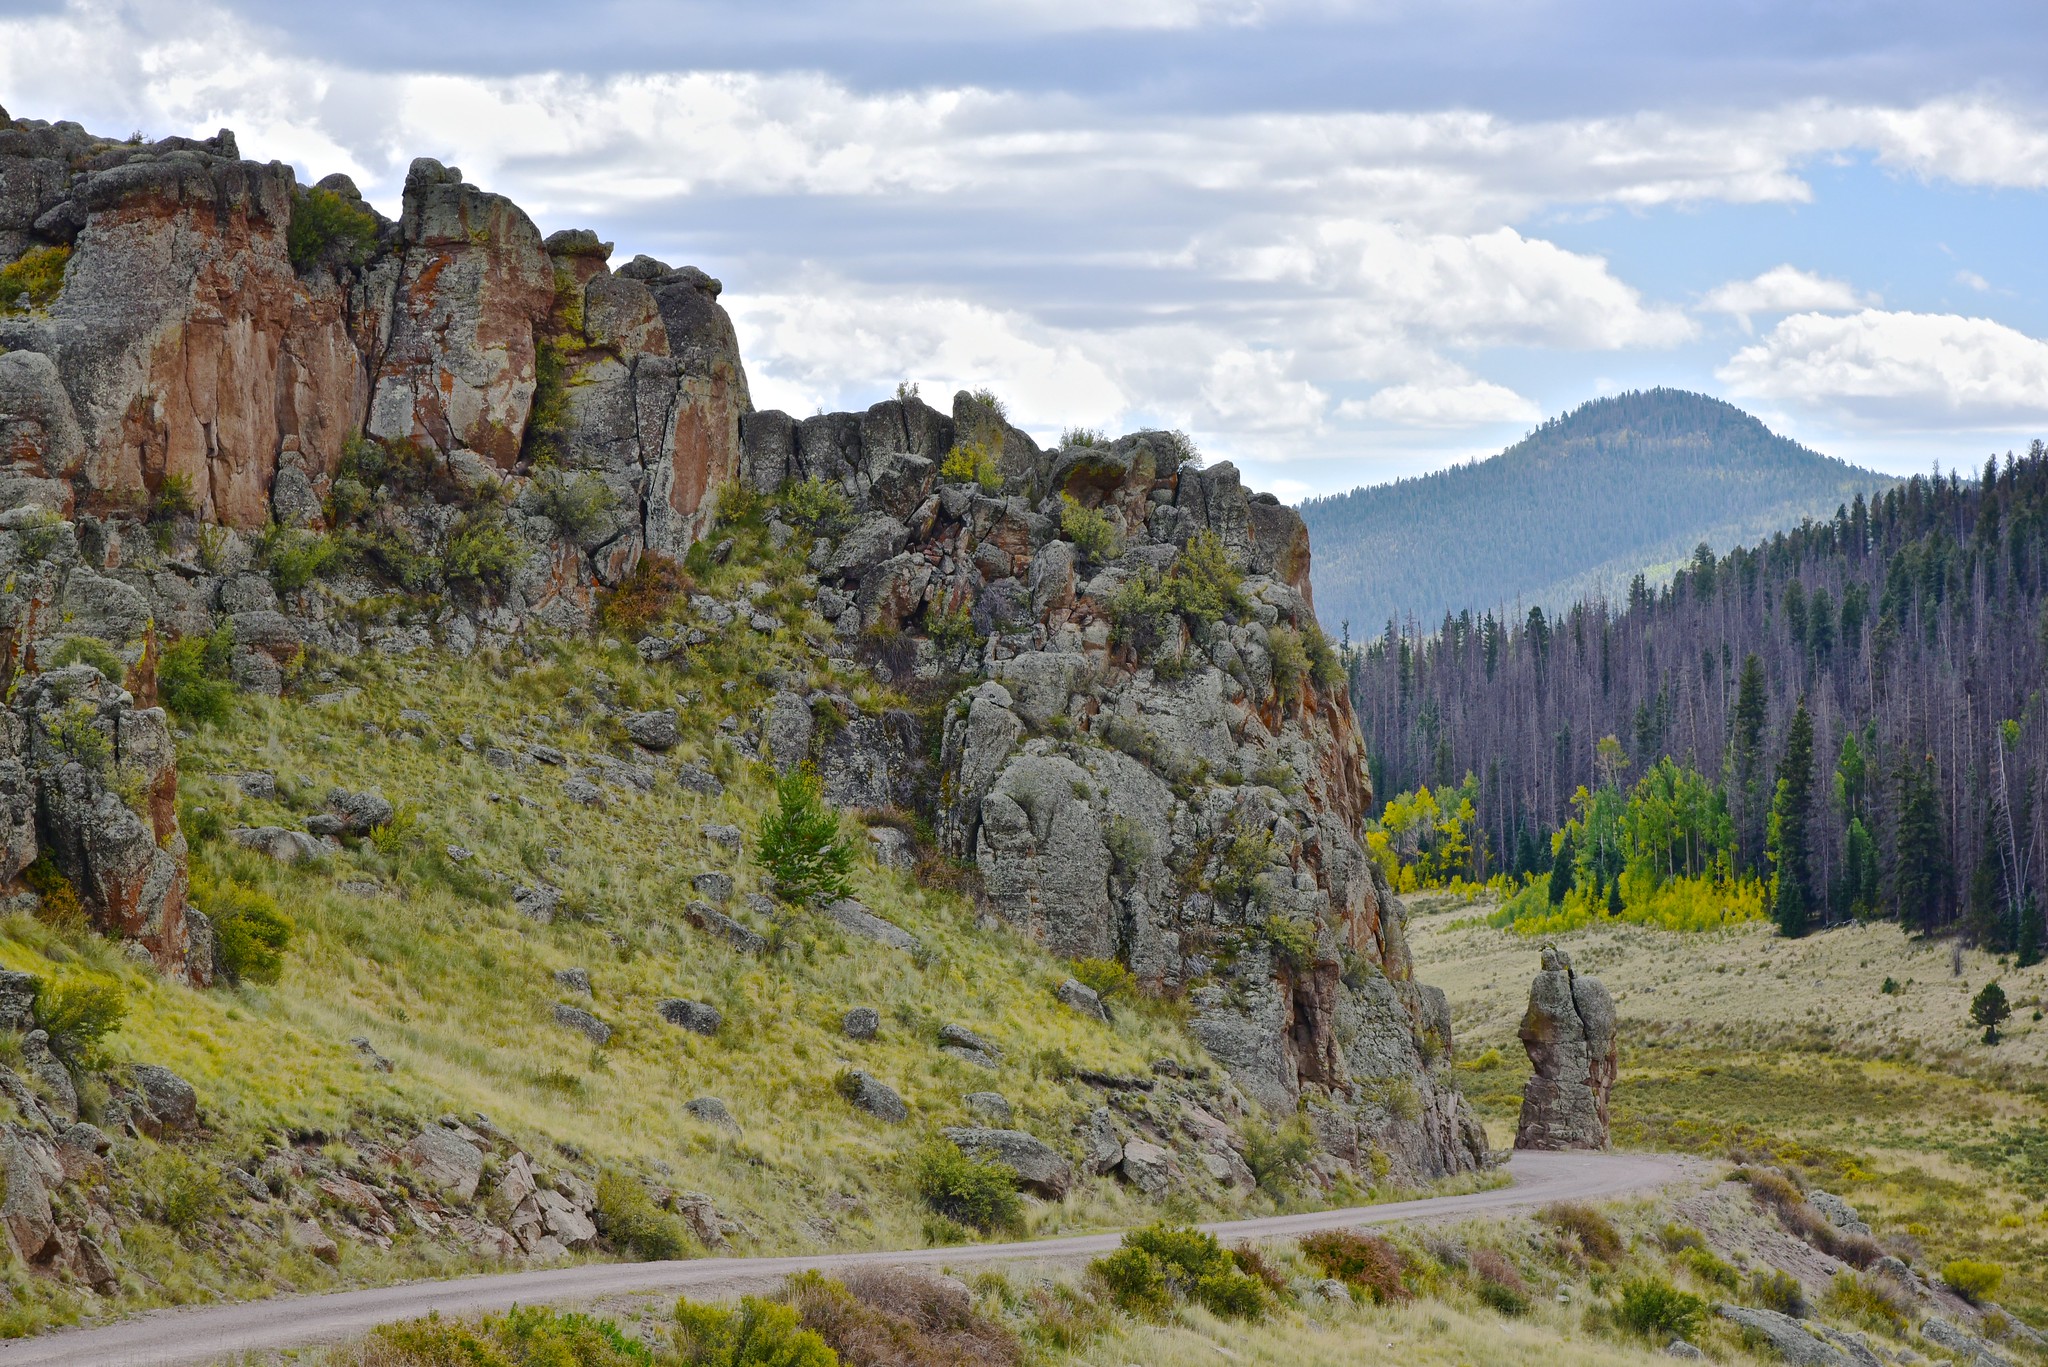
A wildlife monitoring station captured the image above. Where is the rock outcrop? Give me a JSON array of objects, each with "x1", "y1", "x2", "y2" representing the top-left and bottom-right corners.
[
  {"x1": 2, "y1": 106, "x2": 1487, "y2": 1186},
  {"x1": 1514, "y1": 946, "x2": 1616, "y2": 1150}
]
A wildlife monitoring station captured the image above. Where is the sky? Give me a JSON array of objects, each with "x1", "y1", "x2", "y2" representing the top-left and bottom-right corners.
[{"x1": 6, "y1": 0, "x2": 2048, "y2": 499}]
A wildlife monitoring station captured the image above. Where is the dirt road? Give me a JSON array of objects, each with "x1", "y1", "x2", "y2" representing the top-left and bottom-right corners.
[{"x1": 0, "y1": 1148, "x2": 1687, "y2": 1367}]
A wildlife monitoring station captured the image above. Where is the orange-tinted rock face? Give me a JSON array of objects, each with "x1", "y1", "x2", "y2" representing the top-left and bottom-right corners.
[
  {"x1": 38, "y1": 152, "x2": 365, "y2": 528},
  {"x1": 366, "y1": 159, "x2": 553, "y2": 468}
]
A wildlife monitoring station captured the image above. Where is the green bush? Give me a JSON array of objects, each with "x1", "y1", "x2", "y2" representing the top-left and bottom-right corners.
[
  {"x1": 1060, "y1": 426, "x2": 1103, "y2": 447},
  {"x1": 444, "y1": 506, "x2": 523, "y2": 589},
  {"x1": 1474, "y1": 1279, "x2": 1530, "y2": 1316},
  {"x1": 597, "y1": 554, "x2": 689, "y2": 635},
  {"x1": 192, "y1": 866, "x2": 294, "y2": 984},
  {"x1": 1541, "y1": 1202, "x2": 1623, "y2": 1263},
  {"x1": 1094, "y1": 1223, "x2": 1267, "y2": 1321},
  {"x1": 672, "y1": 1295, "x2": 838, "y2": 1367},
  {"x1": 287, "y1": 187, "x2": 379, "y2": 271},
  {"x1": 756, "y1": 765, "x2": 854, "y2": 907},
  {"x1": 0, "y1": 244, "x2": 70, "y2": 312},
  {"x1": 593, "y1": 1169, "x2": 690, "y2": 1261},
  {"x1": 34, "y1": 972, "x2": 127, "y2": 1067},
  {"x1": 1748, "y1": 1268, "x2": 1806, "y2": 1316},
  {"x1": 375, "y1": 1305, "x2": 659, "y2": 1366},
  {"x1": 1089, "y1": 1245, "x2": 1171, "y2": 1318},
  {"x1": 158, "y1": 624, "x2": 236, "y2": 725},
  {"x1": 910, "y1": 1137, "x2": 1021, "y2": 1234},
  {"x1": 1241, "y1": 1115, "x2": 1315, "y2": 1192},
  {"x1": 139, "y1": 1148, "x2": 229, "y2": 1233},
  {"x1": 1267, "y1": 626, "x2": 1310, "y2": 700},
  {"x1": 1615, "y1": 1277, "x2": 1707, "y2": 1341},
  {"x1": 535, "y1": 469, "x2": 620, "y2": 543},
  {"x1": 1301, "y1": 1229, "x2": 1409, "y2": 1303},
  {"x1": 1059, "y1": 494, "x2": 1123, "y2": 563},
  {"x1": 1677, "y1": 1245, "x2": 1740, "y2": 1291},
  {"x1": 1822, "y1": 1271, "x2": 1909, "y2": 1332},
  {"x1": 1070, "y1": 956, "x2": 1135, "y2": 1004},
  {"x1": 939, "y1": 441, "x2": 1001, "y2": 491},
  {"x1": 780, "y1": 477, "x2": 853, "y2": 536},
  {"x1": 1941, "y1": 1258, "x2": 2005, "y2": 1303},
  {"x1": 50, "y1": 636, "x2": 127, "y2": 685},
  {"x1": 263, "y1": 526, "x2": 338, "y2": 593},
  {"x1": 1304, "y1": 623, "x2": 1347, "y2": 689},
  {"x1": 46, "y1": 701, "x2": 110, "y2": 771}
]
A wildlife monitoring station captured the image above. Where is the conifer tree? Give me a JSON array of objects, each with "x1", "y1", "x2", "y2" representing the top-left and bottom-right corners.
[
  {"x1": 1548, "y1": 830, "x2": 1576, "y2": 905},
  {"x1": 1768, "y1": 700, "x2": 1816, "y2": 937},
  {"x1": 1731, "y1": 653, "x2": 1769, "y2": 869},
  {"x1": 1894, "y1": 755, "x2": 1948, "y2": 934},
  {"x1": 756, "y1": 764, "x2": 855, "y2": 907}
]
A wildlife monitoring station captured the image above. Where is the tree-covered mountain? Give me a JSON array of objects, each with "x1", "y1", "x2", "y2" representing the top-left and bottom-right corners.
[
  {"x1": 1299, "y1": 389, "x2": 1891, "y2": 636},
  {"x1": 1349, "y1": 447, "x2": 2048, "y2": 952}
]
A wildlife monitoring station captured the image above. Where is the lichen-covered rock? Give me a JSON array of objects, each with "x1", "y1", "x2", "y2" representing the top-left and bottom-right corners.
[
  {"x1": 1515, "y1": 946, "x2": 1617, "y2": 1151},
  {"x1": 657, "y1": 998, "x2": 722, "y2": 1036},
  {"x1": 838, "y1": 1069, "x2": 907, "y2": 1123},
  {"x1": 403, "y1": 1123, "x2": 484, "y2": 1202}
]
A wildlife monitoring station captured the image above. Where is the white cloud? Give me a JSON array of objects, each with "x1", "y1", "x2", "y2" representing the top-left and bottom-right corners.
[
  {"x1": 1344, "y1": 378, "x2": 1541, "y2": 427},
  {"x1": 1955, "y1": 269, "x2": 1991, "y2": 291},
  {"x1": 1214, "y1": 220, "x2": 1693, "y2": 349},
  {"x1": 1718, "y1": 309, "x2": 2048, "y2": 427},
  {"x1": 1699, "y1": 265, "x2": 1872, "y2": 331},
  {"x1": 725, "y1": 281, "x2": 1127, "y2": 436},
  {"x1": 1198, "y1": 349, "x2": 1329, "y2": 431}
]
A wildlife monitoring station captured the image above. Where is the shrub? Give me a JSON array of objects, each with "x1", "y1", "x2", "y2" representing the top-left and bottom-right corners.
[
  {"x1": 672, "y1": 1294, "x2": 838, "y2": 1367},
  {"x1": 138, "y1": 1148, "x2": 229, "y2": 1233},
  {"x1": 1941, "y1": 1258, "x2": 2005, "y2": 1304},
  {"x1": 1171, "y1": 530, "x2": 1246, "y2": 625},
  {"x1": 34, "y1": 973, "x2": 126, "y2": 1068},
  {"x1": 1058, "y1": 494, "x2": 1123, "y2": 563},
  {"x1": 287, "y1": 187, "x2": 380, "y2": 271},
  {"x1": 1541, "y1": 1202, "x2": 1623, "y2": 1263},
  {"x1": 1677, "y1": 1245, "x2": 1740, "y2": 1291},
  {"x1": 1070, "y1": 956, "x2": 1135, "y2": 1004},
  {"x1": 47, "y1": 700, "x2": 110, "y2": 771},
  {"x1": 1469, "y1": 1247, "x2": 1529, "y2": 1295},
  {"x1": 23, "y1": 855, "x2": 83, "y2": 931},
  {"x1": 1474, "y1": 1279, "x2": 1530, "y2": 1316},
  {"x1": 939, "y1": 442, "x2": 1000, "y2": 491},
  {"x1": 788, "y1": 1268, "x2": 1022, "y2": 1367},
  {"x1": 1748, "y1": 1268, "x2": 1807, "y2": 1317},
  {"x1": 1823, "y1": 1271, "x2": 1910, "y2": 1333},
  {"x1": 593, "y1": 1169, "x2": 691, "y2": 1261},
  {"x1": 781, "y1": 477, "x2": 853, "y2": 536},
  {"x1": 0, "y1": 244, "x2": 70, "y2": 311},
  {"x1": 263, "y1": 526, "x2": 338, "y2": 593},
  {"x1": 50, "y1": 635, "x2": 127, "y2": 685},
  {"x1": 192, "y1": 866, "x2": 294, "y2": 984},
  {"x1": 1615, "y1": 1277, "x2": 1707, "y2": 1342},
  {"x1": 1159, "y1": 430, "x2": 1202, "y2": 471},
  {"x1": 1300, "y1": 1229, "x2": 1409, "y2": 1303},
  {"x1": 1268, "y1": 625, "x2": 1309, "y2": 699},
  {"x1": 1304, "y1": 624, "x2": 1347, "y2": 689},
  {"x1": 1230, "y1": 1242, "x2": 1288, "y2": 1294},
  {"x1": 910, "y1": 1138, "x2": 1020, "y2": 1234},
  {"x1": 149, "y1": 472, "x2": 198, "y2": 524},
  {"x1": 598, "y1": 554, "x2": 689, "y2": 635},
  {"x1": 1089, "y1": 1245, "x2": 1171, "y2": 1319},
  {"x1": 444, "y1": 506, "x2": 522, "y2": 589},
  {"x1": 1110, "y1": 1223, "x2": 1268, "y2": 1320},
  {"x1": 1656, "y1": 1222, "x2": 1707, "y2": 1254},
  {"x1": 374, "y1": 1306, "x2": 657, "y2": 1367},
  {"x1": 534, "y1": 469, "x2": 619, "y2": 543},
  {"x1": 158, "y1": 624, "x2": 236, "y2": 725},
  {"x1": 756, "y1": 765, "x2": 854, "y2": 907}
]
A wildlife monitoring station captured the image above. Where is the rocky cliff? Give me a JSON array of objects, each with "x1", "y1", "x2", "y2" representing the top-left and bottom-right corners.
[{"x1": 0, "y1": 108, "x2": 1484, "y2": 1182}]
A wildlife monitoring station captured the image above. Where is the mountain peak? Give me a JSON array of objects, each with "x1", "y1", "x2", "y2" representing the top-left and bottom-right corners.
[{"x1": 1300, "y1": 389, "x2": 1889, "y2": 633}]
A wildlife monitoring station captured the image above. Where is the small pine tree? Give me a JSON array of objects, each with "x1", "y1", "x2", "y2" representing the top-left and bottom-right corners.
[
  {"x1": 1894, "y1": 755, "x2": 1949, "y2": 933},
  {"x1": 1768, "y1": 701, "x2": 1816, "y2": 938},
  {"x1": 1548, "y1": 830, "x2": 1577, "y2": 906},
  {"x1": 1971, "y1": 980, "x2": 2011, "y2": 1045},
  {"x1": 1606, "y1": 878, "x2": 1624, "y2": 917},
  {"x1": 755, "y1": 764, "x2": 854, "y2": 907}
]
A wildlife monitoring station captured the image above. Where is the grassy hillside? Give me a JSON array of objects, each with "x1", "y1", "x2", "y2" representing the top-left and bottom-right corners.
[
  {"x1": 1299, "y1": 389, "x2": 1889, "y2": 632},
  {"x1": 0, "y1": 502, "x2": 1376, "y2": 1336}
]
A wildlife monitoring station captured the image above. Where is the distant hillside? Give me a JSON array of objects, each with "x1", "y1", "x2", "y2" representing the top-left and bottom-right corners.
[{"x1": 1299, "y1": 389, "x2": 1891, "y2": 633}]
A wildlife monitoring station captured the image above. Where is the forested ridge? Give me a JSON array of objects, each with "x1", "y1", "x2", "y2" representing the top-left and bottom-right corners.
[
  {"x1": 1301, "y1": 389, "x2": 1888, "y2": 635},
  {"x1": 1350, "y1": 444, "x2": 2048, "y2": 951}
]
